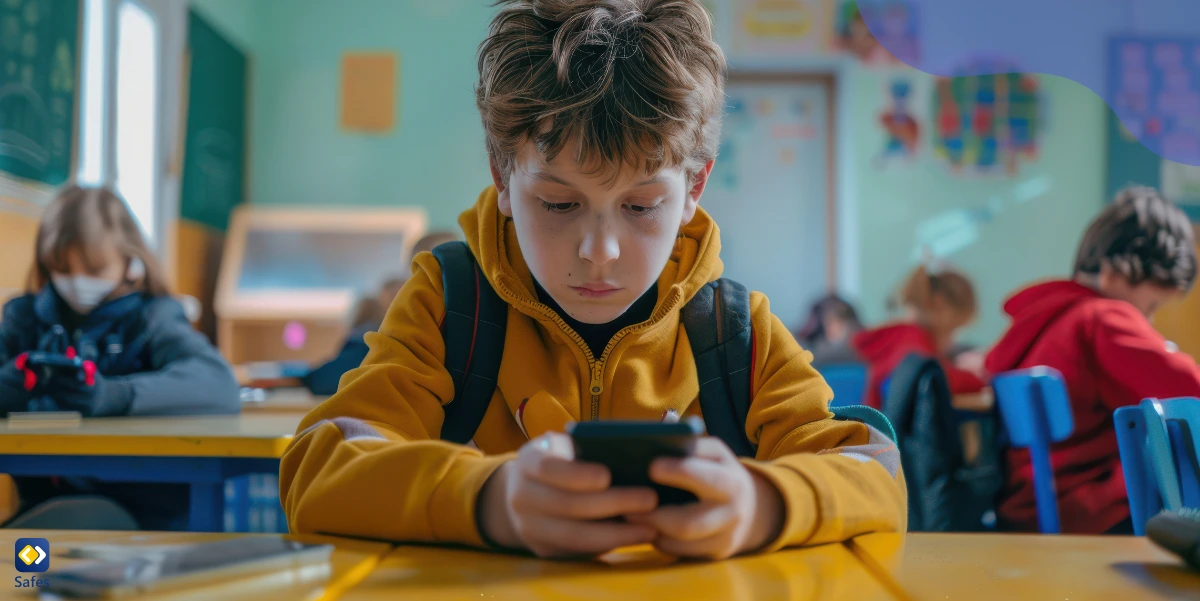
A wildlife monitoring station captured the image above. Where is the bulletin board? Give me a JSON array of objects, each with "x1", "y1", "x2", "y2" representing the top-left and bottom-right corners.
[
  {"x1": 703, "y1": 74, "x2": 837, "y2": 331},
  {"x1": 1105, "y1": 36, "x2": 1200, "y2": 221},
  {"x1": 932, "y1": 71, "x2": 1042, "y2": 176},
  {"x1": 341, "y1": 52, "x2": 397, "y2": 133},
  {"x1": 0, "y1": 0, "x2": 80, "y2": 190},
  {"x1": 1107, "y1": 35, "x2": 1200, "y2": 168},
  {"x1": 730, "y1": 0, "x2": 830, "y2": 58}
]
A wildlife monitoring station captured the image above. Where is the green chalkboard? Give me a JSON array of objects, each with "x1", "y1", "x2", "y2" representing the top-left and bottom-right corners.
[
  {"x1": 0, "y1": 0, "x2": 80, "y2": 188},
  {"x1": 180, "y1": 10, "x2": 246, "y2": 232}
]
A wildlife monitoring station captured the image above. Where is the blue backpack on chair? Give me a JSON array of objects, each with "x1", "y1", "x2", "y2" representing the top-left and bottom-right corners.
[{"x1": 429, "y1": 241, "x2": 896, "y2": 454}]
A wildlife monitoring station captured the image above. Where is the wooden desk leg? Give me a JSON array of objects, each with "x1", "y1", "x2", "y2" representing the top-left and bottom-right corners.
[{"x1": 189, "y1": 481, "x2": 225, "y2": 532}]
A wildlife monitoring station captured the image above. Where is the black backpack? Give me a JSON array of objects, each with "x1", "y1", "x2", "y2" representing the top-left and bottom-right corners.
[
  {"x1": 883, "y1": 354, "x2": 1001, "y2": 531},
  {"x1": 430, "y1": 241, "x2": 892, "y2": 455}
]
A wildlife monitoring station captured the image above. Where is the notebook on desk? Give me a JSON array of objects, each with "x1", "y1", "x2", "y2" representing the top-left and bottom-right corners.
[{"x1": 6, "y1": 411, "x2": 83, "y2": 429}]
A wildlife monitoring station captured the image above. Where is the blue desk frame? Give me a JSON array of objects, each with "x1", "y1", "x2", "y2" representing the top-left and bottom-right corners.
[{"x1": 0, "y1": 455, "x2": 280, "y2": 532}]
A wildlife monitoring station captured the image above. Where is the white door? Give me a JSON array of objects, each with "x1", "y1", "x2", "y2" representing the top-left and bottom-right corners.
[{"x1": 701, "y1": 78, "x2": 832, "y2": 332}]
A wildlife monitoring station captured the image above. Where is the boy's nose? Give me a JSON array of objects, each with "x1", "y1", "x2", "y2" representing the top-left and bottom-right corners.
[{"x1": 579, "y1": 227, "x2": 620, "y2": 266}]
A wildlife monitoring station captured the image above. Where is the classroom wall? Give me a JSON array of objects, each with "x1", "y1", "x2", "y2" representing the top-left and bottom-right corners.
[
  {"x1": 188, "y1": 0, "x2": 258, "y2": 54},
  {"x1": 245, "y1": 0, "x2": 493, "y2": 232},
  {"x1": 846, "y1": 69, "x2": 1108, "y2": 347},
  {"x1": 210, "y1": 0, "x2": 1114, "y2": 347}
]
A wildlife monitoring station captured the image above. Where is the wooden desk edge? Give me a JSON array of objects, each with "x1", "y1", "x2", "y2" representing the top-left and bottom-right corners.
[{"x1": 0, "y1": 434, "x2": 294, "y2": 458}]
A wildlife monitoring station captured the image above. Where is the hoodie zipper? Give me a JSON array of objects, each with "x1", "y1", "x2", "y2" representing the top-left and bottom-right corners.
[{"x1": 495, "y1": 276, "x2": 684, "y2": 420}]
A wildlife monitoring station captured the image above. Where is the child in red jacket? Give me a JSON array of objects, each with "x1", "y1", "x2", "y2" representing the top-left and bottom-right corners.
[
  {"x1": 986, "y1": 186, "x2": 1200, "y2": 534},
  {"x1": 853, "y1": 264, "x2": 986, "y2": 409}
]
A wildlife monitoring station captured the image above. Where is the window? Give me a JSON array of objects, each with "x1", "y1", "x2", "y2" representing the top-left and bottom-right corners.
[
  {"x1": 114, "y1": 0, "x2": 157, "y2": 244},
  {"x1": 76, "y1": 0, "x2": 171, "y2": 249},
  {"x1": 77, "y1": 0, "x2": 108, "y2": 187}
]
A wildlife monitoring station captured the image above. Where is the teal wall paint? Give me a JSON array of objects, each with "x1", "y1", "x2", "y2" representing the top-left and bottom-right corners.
[
  {"x1": 847, "y1": 69, "x2": 1107, "y2": 346},
  {"x1": 188, "y1": 0, "x2": 257, "y2": 53},
  {"x1": 187, "y1": 1, "x2": 1113, "y2": 344},
  {"x1": 247, "y1": 0, "x2": 492, "y2": 232}
]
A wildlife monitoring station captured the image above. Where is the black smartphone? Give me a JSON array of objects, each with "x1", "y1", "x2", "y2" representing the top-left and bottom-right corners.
[
  {"x1": 45, "y1": 537, "x2": 334, "y2": 598},
  {"x1": 568, "y1": 417, "x2": 704, "y2": 505},
  {"x1": 24, "y1": 351, "x2": 86, "y2": 380}
]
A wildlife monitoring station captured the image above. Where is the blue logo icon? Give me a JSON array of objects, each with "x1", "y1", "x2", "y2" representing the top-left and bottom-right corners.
[{"x1": 14, "y1": 539, "x2": 48, "y2": 573}]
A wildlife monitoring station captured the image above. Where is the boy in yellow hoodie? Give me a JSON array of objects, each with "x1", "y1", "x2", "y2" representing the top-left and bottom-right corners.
[{"x1": 281, "y1": 0, "x2": 906, "y2": 559}]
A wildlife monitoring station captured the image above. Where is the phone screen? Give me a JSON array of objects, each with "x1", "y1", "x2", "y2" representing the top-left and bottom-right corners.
[{"x1": 569, "y1": 418, "x2": 703, "y2": 505}]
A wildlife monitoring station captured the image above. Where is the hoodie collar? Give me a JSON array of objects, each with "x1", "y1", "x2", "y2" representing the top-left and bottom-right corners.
[{"x1": 986, "y1": 280, "x2": 1099, "y2": 373}]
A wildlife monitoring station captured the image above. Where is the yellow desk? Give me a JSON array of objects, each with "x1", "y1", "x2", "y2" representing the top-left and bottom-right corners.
[
  {"x1": 0, "y1": 414, "x2": 305, "y2": 531},
  {"x1": 849, "y1": 533, "x2": 1200, "y2": 601},
  {"x1": 340, "y1": 543, "x2": 895, "y2": 601},
  {"x1": 0, "y1": 414, "x2": 304, "y2": 457},
  {"x1": 0, "y1": 529, "x2": 390, "y2": 601}
]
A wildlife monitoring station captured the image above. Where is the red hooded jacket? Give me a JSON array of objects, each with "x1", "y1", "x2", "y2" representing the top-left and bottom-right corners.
[
  {"x1": 986, "y1": 280, "x2": 1200, "y2": 534},
  {"x1": 852, "y1": 323, "x2": 986, "y2": 409}
]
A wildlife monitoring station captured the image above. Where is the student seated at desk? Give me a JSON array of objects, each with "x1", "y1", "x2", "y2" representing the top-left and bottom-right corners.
[
  {"x1": 796, "y1": 294, "x2": 863, "y2": 366},
  {"x1": 0, "y1": 185, "x2": 240, "y2": 529},
  {"x1": 852, "y1": 265, "x2": 986, "y2": 409},
  {"x1": 281, "y1": 0, "x2": 905, "y2": 561},
  {"x1": 986, "y1": 186, "x2": 1200, "y2": 535},
  {"x1": 303, "y1": 232, "x2": 459, "y2": 395},
  {"x1": 303, "y1": 278, "x2": 406, "y2": 396}
]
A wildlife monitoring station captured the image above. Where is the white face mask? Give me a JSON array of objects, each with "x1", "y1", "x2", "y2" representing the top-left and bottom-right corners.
[{"x1": 51, "y1": 274, "x2": 119, "y2": 315}]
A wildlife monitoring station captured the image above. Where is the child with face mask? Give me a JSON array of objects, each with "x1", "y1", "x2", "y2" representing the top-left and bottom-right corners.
[{"x1": 0, "y1": 185, "x2": 239, "y2": 529}]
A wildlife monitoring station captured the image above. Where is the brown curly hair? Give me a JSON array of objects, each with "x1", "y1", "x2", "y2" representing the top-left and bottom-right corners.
[
  {"x1": 476, "y1": 0, "x2": 726, "y2": 183},
  {"x1": 1074, "y1": 186, "x2": 1197, "y2": 291}
]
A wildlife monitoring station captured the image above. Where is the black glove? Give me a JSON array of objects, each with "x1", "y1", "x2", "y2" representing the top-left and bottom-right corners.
[
  {"x1": 0, "y1": 358, "x2": 34, "y2": 404},
  {"x1": 43, "y1": 365, "x2": 125, "y2": 417}
]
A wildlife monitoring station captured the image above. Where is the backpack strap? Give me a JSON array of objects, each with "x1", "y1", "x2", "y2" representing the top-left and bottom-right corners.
[
  {"x1": 682, "y1": 278, "x2": 757, "y2": 458},
  {"x1": 430, "y1": 241, "x2": 508, "y2": 445}
]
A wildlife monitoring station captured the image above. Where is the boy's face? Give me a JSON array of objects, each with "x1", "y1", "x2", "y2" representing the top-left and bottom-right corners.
[
  {"x1": 494, "y1": 141, "x2": 713, "y2": 325},
  {"x1": 1098, "y1": 266, "x2": 1182, "y2": 318}
]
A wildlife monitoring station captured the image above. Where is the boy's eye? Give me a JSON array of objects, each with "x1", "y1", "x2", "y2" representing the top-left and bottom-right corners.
[
  {"x1": 624, "y1": 203, "x2": 662, "y2": 216},
  {"x1": 540, "y1": 201, "x2": 578, "y2": 214}
]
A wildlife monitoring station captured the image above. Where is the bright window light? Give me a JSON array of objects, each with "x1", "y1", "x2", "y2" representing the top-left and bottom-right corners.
[
  {"x1": 76, "y1": 0, "x2": 107, "y2": 186},
  {"x1": 114, "y1": 0, "x2": 157, "y2": 243}
]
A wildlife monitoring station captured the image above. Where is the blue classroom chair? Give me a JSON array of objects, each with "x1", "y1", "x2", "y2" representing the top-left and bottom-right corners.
[
  {"x1": 822, "y1": 363, "x2": 868, "y2": 408},
  {"x1": 991, "y1": 367, "x2": 1074, "y2": 533},
  {"x1": 1115, "y1": 397, "x2": 1200, "y2": 535}
]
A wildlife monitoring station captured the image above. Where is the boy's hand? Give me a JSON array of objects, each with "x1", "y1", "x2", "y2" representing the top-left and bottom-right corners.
[
  {"x1": 478, "y1": 432, "x2": 659, "y2": 558},
  {"x1": 625, "y1": 437, "x2": 785, "y2": 560}
]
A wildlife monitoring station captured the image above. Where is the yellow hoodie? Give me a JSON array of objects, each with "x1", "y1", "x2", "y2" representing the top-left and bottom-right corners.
[{"x1": 280, "y1": 187, "x2": 906, "y2": 551}]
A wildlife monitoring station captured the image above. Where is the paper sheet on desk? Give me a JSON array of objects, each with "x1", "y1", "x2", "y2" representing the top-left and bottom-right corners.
[{"x1": 7, "y1": 412, "x2": 82, "y2": 429}]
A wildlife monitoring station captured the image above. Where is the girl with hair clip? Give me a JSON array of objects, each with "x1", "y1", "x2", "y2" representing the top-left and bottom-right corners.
[
  {"x1": 0, "y1": 185, "x2": 239, "y2": 529},
  {"x1": 851, "y1": 262, "x2": 987, "y2": 409}
]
